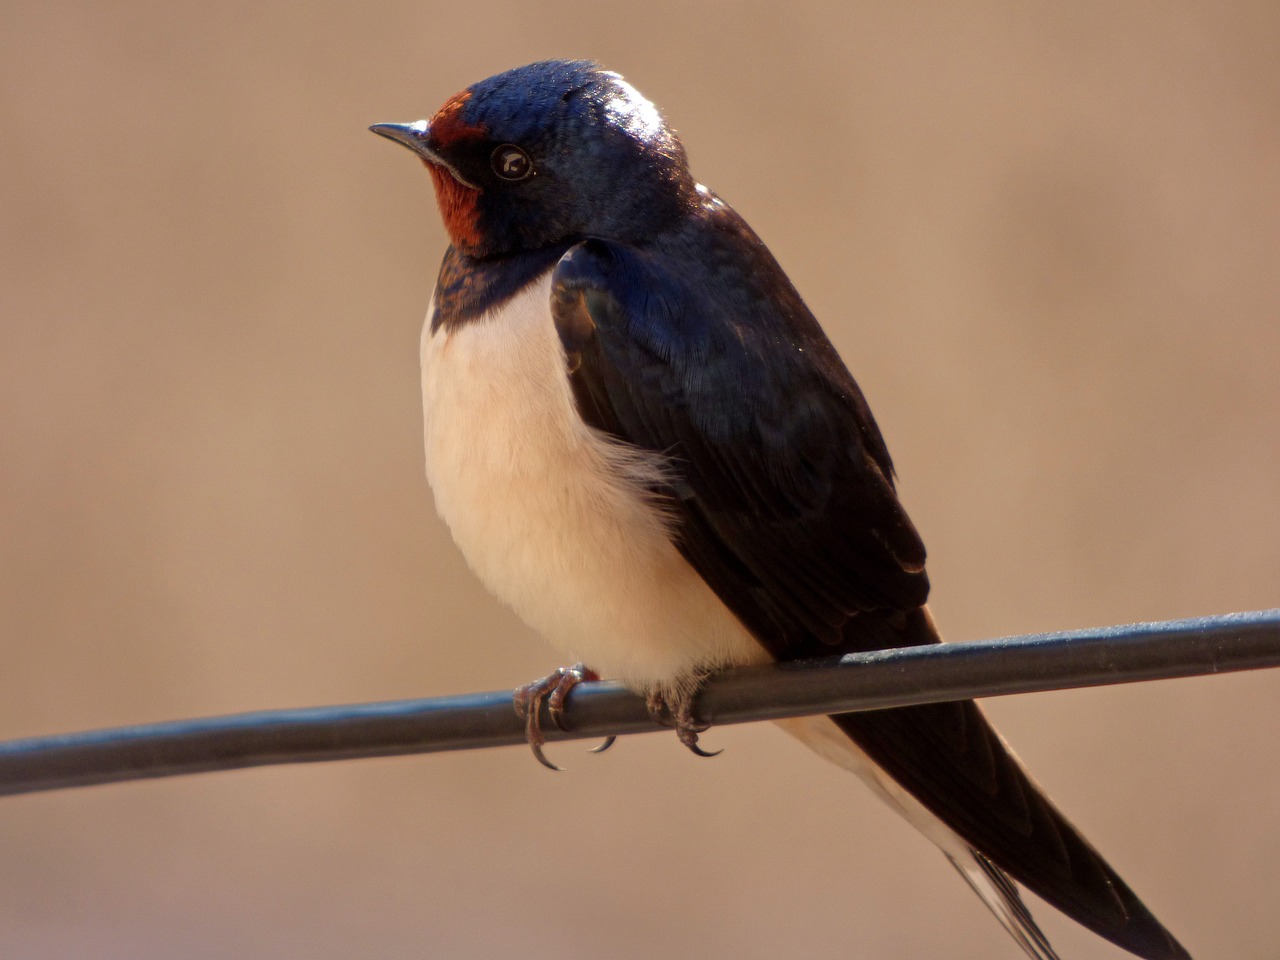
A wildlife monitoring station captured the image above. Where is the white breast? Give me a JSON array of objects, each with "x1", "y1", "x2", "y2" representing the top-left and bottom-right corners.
[{"x1": 420, "y1": 271, "x2": 768, "y2": 692}]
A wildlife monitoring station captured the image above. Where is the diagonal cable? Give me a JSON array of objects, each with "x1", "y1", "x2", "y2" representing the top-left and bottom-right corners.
[{"x1": 1, "y1": 609, "x2": 1277, "y2": 797}]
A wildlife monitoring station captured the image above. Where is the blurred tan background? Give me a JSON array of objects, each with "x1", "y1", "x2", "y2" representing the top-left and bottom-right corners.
[{"x1": 2, "y1": 2, "x2": 1278, "y2": 958}]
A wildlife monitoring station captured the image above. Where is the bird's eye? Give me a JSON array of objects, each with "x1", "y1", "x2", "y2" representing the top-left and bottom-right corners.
[{"x1": 491, "y1": 144, "x2": 534, "y2": 182}]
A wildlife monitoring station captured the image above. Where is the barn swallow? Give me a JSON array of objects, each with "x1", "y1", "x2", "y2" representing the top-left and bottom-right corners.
[{"x1": 371, "y1": 59, "x2": 1190, "y2": 960}]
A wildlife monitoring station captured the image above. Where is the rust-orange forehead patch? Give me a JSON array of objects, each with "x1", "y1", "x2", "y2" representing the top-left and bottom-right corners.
[{"x1": 430, "y1": 90, "x2": 486, "y2": 146}]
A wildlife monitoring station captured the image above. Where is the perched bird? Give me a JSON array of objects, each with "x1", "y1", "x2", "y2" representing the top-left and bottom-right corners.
[{"x1": 372, "y1": 60, "x2": 1189, "y2": 960}]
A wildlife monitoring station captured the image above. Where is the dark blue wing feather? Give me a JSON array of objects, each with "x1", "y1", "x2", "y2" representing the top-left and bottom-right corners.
[
  {"x1": 548, "y1": 198, "x2": 1189, "y2": 960},
  {"x1": 553, "y1": 226, "x2": 928, "y2": 650}
]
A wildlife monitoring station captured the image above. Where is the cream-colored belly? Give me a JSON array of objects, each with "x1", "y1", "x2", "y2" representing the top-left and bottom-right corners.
[{"x1": 419, "y1": 272, "x2": 768, "y2": 692}]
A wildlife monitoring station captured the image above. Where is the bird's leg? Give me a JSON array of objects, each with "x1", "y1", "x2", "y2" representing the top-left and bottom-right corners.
[
  {"x1": 513, "y1": 663, "x2": 614, "y2": 771},
  {"x1": 645, "y1": 672, "x2": 722, "y2": 759}
]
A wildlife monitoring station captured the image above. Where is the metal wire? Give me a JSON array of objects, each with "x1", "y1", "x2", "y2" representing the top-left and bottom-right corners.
[{"x1": 1, "y1": 608, "x2": 1277, "y2": 797}]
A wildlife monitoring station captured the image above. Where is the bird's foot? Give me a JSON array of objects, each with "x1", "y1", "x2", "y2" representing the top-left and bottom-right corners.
[
  {"x1": 645, "y1": 674, "x2": 722, "y2": 758},
  {"x1": 513, "y1": 663, "x2": 614, "y2": 771}
]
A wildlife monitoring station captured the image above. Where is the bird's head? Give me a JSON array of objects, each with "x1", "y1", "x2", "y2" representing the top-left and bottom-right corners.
[{"x1": 372, "y1": 60, "x2": 697, "y2": 258}]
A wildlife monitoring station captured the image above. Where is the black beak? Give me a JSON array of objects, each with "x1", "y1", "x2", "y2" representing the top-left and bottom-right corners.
[
  {"x1": 369, "y1": 121, "x2": 435, "y2": 161},
  {"x1": 370, "y1": 119, "x2": 481, "y2": 190}
]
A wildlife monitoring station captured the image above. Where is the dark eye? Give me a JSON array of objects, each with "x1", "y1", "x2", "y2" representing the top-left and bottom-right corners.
[{"x1": 491, "y1": 144, "x2": 534, "y2": 182}]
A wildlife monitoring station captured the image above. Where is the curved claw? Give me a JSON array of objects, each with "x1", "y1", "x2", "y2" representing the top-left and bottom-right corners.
[
  {"x1": 683, "y1": 739, "x2": 723, "y2": 759},
  {"x1": 590, "y1": 735, "x2": 617, "y2": 754},
  {"x1": 529, "y1": 740, "x2": 564, "y2": 772},
  {"x1": 515, "y1": 682, "x2": 564, "y2": 771},
  {"x1": 648, "y1": 674, "x2": 723, "y2": 759},
  {"x1": 513, "y1": 663, "x2": 603, "y2": 771},
  {"x1": 674, "y1": 716, "x2": 720, "y2": 758}
]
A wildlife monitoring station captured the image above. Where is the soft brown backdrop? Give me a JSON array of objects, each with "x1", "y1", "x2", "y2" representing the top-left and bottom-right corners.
[{"x1": 2, "y1": 3, "x2": 1277, "y2": 958}]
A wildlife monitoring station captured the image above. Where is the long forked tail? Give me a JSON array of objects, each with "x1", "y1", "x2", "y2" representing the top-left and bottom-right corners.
[{"x1": 778, "y1": 605, "x2": 1190, "y2": 959}]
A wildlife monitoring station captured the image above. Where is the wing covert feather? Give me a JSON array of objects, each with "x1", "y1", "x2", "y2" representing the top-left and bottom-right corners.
[{"x1": 552, "y1": 235, "x2": 928, "y2": 653}]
